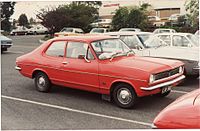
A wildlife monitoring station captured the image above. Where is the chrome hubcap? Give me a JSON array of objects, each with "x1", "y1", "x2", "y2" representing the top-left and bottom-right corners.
[
  {"x1": 117, "y1": 88, "x2": 132, "y2": 105},
  {"x1": 38, "y1": 76, "x2": 45, "y2": 87}
]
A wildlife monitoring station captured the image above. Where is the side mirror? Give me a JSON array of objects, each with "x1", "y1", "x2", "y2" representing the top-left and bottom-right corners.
[
  {"x1": 78, "y1": 55, "x2": 90, "y2": 63},
  {"x1": 78, "y1": 55, "x2": 85, "y2": 59}
]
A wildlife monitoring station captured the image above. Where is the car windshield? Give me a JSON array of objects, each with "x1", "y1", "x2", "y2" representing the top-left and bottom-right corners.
[
  {"x1": 187, "y1": 34, "x2": 199, "y2": 46},
  {"x1": 60, "y1": 28, "x2": 73, "y2": 32},
  {"x1": 144, "y1": 36, "x2": 167, "y2": 48},
  {"x1": 137, "y1": 34, "x2": 152, "y2": 44},
  {"x1": 120, "y1": 35, "x2": 144, "y2": 49},
  {"x1": 91, "y1": 38, "x2": 132, "y2": 60},
  {"x1": 90, "y1": 29, "x2": 105, "y2": 33}
]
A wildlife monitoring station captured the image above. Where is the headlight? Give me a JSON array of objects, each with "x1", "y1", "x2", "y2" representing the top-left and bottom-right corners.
[
  {"x1": 179, "y1": 66, "x2": 183, "y2": 73},
  {"x1": 149, "y1": 74, "x2": 155, "y2": 83}
]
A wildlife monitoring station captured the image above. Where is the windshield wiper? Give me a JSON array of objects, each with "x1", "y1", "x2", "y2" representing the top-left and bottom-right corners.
[{"x1": 110, "y1": 52, "x2": 122, "y2": 61}]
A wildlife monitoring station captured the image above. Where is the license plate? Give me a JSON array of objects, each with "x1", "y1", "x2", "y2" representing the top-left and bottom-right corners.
[{"x1": 161, "y1": 86, "x2": 171, "y2": 94}]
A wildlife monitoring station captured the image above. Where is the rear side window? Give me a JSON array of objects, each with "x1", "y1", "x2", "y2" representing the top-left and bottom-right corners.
[
  {"x1": 46, "y1": 41, "x2": 66, "y2": 57},
  {"x1": 158, "y1": 35, "x2": 171, "y2": 45}
]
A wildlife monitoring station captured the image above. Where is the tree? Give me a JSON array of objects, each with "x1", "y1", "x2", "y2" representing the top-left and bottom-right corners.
[
  {"x1": 185, "y1": 0, "x2": 199, "y2": 27},
  {"x1": 111, "y1": 7, "x2": 129, "y2": 30},
  {"x1": 127, "y1": 8, "x2": 148, "y2": 28},
  {"x1": 1, "y1": 2, "x2": 16, "y2": 31},
  {"x1": 37, "y1": 2, "x2": 101, "y2": 33},
  {"x1": 112, "y1": 5, "x2": 149, "y2": 30},
  {"x1": 18, "y1": 14, "x2": 29, "y2": 27},
  {"x1": 29, "y1": 17, "x2": 36, "y2": 25}
]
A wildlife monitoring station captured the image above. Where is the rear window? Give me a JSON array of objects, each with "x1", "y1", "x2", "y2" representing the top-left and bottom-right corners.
[{"x1": 46, "y1": 41, "x2": 66, "y2": 57}]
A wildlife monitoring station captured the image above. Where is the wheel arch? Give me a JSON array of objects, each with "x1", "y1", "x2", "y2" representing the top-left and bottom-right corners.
[
  {"x1": 32, "y1": 68, "x2": 49, "y2": 79},
  {"x1": 110, "y1": 80, "x2": 136, "y2": 95}
]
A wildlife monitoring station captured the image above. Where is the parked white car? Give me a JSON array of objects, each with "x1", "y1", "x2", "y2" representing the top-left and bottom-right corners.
[
  {"x1": 90, "y1": 28, "x2": 109, "y2": 34},
  {"x1": 54, "y1": 27, "x2": 84, "y2": 37},
  {"x1": 90, "y1": 19, "x2": 112, "y2": 28},
  {"x1": 195, "y1": 30, "x2": 199, "y2": 36},
  {"x1": 153, "y1": 28, "x2": 176, "y2": 34},
  {"x1": 28, "y1": 25, "x2": 48, "y2": 35},
  {"x1": 143, "y1": 33, "x2": 199, "y2": 76},
  {"x1": 104, "y1": 31, "x2": 152, "y2": 54},
  {"x1": 119, "y1": 28, "x2": 141, "y2": 32},
  {"x1": 10, "y1": 26, "x2": 29, "y2": 35},
  {"x1": 105, "y1": 32, "x2": 199, "y2": 76}
]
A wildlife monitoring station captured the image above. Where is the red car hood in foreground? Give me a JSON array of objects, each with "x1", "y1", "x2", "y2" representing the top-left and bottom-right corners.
[
  {"x1": 153, "y1": 89, "x2": 200, "y2": 129},
  {"x1": 111, "y1": 56, "x2": 183, "y2": 74}
]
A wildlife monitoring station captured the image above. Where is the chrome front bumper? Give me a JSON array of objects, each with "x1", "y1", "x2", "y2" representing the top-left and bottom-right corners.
[
  {"x1": 140, "y1": 75, "x2": 185, "y2": 91},
  {"x1": 15, "y1": 66, "x2": 21, "y2": 71}
]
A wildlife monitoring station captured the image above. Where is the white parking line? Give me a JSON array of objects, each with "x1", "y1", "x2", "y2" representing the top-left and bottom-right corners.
[
  {"x1": 12, "y1": 45, "x2": 38, "y2": 48},
  {"x1": 172, "y1": 90, "x2": 188, "y2": 94},
  {"x1": 5, "y1": 51, "x2": 25, "y2": 54},
  {"x1": 2, "y1": 95, "x2": 152, "y2": 127}
]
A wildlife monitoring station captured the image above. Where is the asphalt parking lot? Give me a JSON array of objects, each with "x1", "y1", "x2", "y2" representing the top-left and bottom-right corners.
[{"x1": 1, "y1": 35, "x2": 199, "y2": 130}]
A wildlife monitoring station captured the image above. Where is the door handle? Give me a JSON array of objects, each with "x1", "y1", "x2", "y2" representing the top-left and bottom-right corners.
[{"x1": 62, "y1": 61, "x2": 68, "y2": 65}]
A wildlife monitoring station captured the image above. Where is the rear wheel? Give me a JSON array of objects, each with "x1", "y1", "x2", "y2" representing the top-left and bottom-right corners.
[
  {"x1": 34, "y1": 72, "x2": 51, "y2": 92},
  {"x1": 112, "y1": 83, "x2": 137, "y2": 108}
]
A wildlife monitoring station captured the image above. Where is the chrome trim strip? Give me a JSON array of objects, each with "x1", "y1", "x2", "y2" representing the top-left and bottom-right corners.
[
  {"x1": 15, "y1": 66, "x2": 21, "y2": 71},
  {"x1": 140, "y1": 75, "x2": 185, "y2": 91},
  {"x1": 20, "y1": 63, "x2": 147, "y2": 82}
]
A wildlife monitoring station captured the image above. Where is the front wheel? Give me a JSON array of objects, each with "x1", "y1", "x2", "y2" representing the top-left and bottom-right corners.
[
  {"x1": 35, "y1": 72, "x2": 51, "y2": 92},
  {"x1": 112, "y1": 84, "x2": 137, "y2": 108}
]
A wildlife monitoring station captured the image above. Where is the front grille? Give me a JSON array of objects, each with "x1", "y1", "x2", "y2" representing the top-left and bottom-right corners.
[{"x1": 154, "y1": 67, "x2": 179, "y2": 81}]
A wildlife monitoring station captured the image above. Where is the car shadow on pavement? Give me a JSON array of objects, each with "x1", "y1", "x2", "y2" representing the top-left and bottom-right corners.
[{"x1": 50, "y1": 85, "x2": 175, "y2": 110}]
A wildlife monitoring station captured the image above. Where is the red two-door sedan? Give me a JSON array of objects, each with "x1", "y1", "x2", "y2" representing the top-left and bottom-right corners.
[
  {"x1": 152, "y1": 89, "x2": 200, "y2": 128},
  {"x1": 15, "y1": 36, "x2": 185, "y2": 108}
]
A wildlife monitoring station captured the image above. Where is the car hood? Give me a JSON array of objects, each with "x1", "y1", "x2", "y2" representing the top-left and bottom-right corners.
[
  {"x1": 153, "y1": 89, "x2": 200, "y2": 128},
  {"x1": 144, "y1": 46, "x2": 199, "y2": 62},
  {"x1": 111, "y1": 56, "x2": 183, "y2": 74}
]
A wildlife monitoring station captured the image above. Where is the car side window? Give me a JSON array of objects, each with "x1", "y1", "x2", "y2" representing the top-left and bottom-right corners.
[
  {"x1": 46, "y1": 41, "x2": 66, "y2": 57},
  {"x1": 173, "y1": 35, "x2": 190, "y2": 47},
  {"x1": 67, "y1": 42, "x2": 87, "y2": 58},
  {"x1": 158, "y1": 35, "x2": 171, "y2": 45}
]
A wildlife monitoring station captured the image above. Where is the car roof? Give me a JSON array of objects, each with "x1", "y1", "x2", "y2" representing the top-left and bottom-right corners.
[
  {"x1": 105, "y1": 31, "x2": 152, "y2": 35},
  {"x1": 154, "y1": 28, "x2": 175, "y2": 31},
  {"x1": 155, "y1": 32, "x2": 193, "y2": 36},
  {"x1": 52, "y1": 35, "x2": 115, "y2": 43},
  {"x1": 62, "y1": 27, "x2": 82, "y2": 30}
]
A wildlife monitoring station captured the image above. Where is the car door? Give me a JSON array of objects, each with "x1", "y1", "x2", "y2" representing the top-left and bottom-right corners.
[
  {"x1": 61, "y1": 41, "x2": 99, "y2": 92},
  {"x1": 41, "y1": 40, "x2": 66, "y2": 84}
]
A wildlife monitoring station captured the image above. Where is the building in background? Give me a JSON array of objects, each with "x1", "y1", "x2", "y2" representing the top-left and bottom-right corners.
[{"x1": 99, "y1": 0, "x2": 187, "y2": 20}]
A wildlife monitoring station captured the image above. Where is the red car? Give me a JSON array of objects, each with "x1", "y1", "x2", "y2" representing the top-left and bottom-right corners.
[
  {"x1": 153, "y1": 89, "x2": 200, "y2": 128},
  {"x1": 15, "y1": 36, "x2": 185, "y2": 108}
]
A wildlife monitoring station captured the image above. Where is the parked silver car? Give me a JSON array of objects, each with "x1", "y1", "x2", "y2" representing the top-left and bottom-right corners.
[{"x1": 0, "y1": 35, "x2": 12, "y2": 52}]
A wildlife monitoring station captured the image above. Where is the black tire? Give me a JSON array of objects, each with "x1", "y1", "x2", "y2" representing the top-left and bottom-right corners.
[
  {"x1": 156, "y1": 90, "x2": 171, "y2": 97},
  {"x1": 34, "y1": 31, "x2": 37, "y2": 35},
  {"x1": 34, "y1": 72, "x2": 51, "y2": 92},
  {"x1": 112, "y1": 83, "x2": 137, "y2": 109}
]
